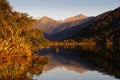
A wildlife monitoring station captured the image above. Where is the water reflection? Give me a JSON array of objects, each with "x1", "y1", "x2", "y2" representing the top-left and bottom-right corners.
[
  {"x1": 36, "y1": 44, "x2": 120, "y2": 80},
  {"x1": 38, "y1": 47, "x2": 94, "y2": 74},
  {"x1": 0, "y1": 54, "x2": 49, "y2": 80},
  {"x1": 71, "y1": 45, "x2": 120, "y2": 79},
  {"x1": 0, "y1": 44, "x2": 119, "y2": 80}
]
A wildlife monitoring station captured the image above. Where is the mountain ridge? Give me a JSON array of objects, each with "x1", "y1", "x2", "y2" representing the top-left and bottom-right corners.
[
  {"x1": 47, "y1": 17, "x2": 94, "y2": 40},
  {"x1": 34, "y1": 14, "x2": 88, "y2": 35},
  {"x1": 64, "y1": 14, "x2": 88, "y2": 22},
  {"x1": 34, "y1": 16, "x2": 61, "y2": 34},
  {"x1": 71, "y1": 7, "x2": 120, "y2": 43},
  {"x1": 45, "y1": 7, "x2": 120, "y2": 41}
]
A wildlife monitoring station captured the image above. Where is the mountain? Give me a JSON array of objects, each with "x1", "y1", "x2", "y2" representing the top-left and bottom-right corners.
[
  {"x1": 47, "y1": 17, "x2": 94, "y2": 40},
  {"x1": 35, "y1": 7, "x2": 120, "y2": 41},
  {"x1": 46, "y1": 7, "x2": 120, "y2": 41},
  {"x1": 71, "y1": 7, "x2": 120, "y2": 43},
  {"x1": 34, "y1": 16, "x2": 61, "y2": 34},
  {"x1": 33, "y1": 17, "x2": 40, "y2": 20},
  {"x1": 53, "y1": 14, "x2": 88, "y2": 34},
  {"x1": 34, "y1": 14, "x2": 88, "y2": 35},
  {"x1": 64, "y1": 14, "x2": 88, "y2": 22}
]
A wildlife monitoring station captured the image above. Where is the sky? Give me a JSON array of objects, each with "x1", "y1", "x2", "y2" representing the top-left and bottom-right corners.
[{"x1": 9, "y1": 0, "x2": 120, "y2": 20}]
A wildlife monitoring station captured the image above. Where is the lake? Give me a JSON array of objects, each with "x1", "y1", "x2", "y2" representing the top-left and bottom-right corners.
[
  {"x1": 33, "y1": 45, "x2": 120, "y2": 80},
  {"x1": 0, "y1": 45, "x2": 120, "y2": 80}
]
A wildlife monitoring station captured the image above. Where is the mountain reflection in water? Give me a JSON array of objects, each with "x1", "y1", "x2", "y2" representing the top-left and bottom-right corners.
[
  {"x1": 35, "y1": 44, "x2": 120, "y2": 80},
  {"x1": 38, "y1": 47, "x2": 93, "y2": 73}
]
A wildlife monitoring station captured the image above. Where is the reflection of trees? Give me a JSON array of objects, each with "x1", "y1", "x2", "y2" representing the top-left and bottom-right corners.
[
  {"x1": 61, "y1": 45, "x2": 120, "y2": 79},
  {"x1": 0, "y1": 57, "x2": 31, "y2": 80},
  {"x1": 0, "y1": 55, "x2": 49, "y2": 80},
  {"x1": 53, "y1": 45, "x2": 76, "y2": 50},
  {"x1": 54, "y1": 45, "x2": 96, "y2": 51},
  {"x1": 29, "y1": 55, "x2": 49, "y2": 76}
]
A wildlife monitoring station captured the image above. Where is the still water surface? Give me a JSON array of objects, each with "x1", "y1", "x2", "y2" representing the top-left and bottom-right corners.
[
  {"x1": 33, "y1": 45, "x2": 120, "y2": 80},
  {"x1": 0, "y1": 45, "x2": 119, "y2": 80}
]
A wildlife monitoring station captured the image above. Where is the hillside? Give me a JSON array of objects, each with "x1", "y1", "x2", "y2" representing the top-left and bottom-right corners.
[
  {"x1": 71, "y1": 7, "x2": 120, "y2": 43},
  {"x1": 53, "y1": 14, "x2": 88, "y2": 34},
  {"x1": 47, "y1": 17, "x2": 94, "y2": 40},
  {"x1": 34, "y1": 14, "x2": 88, "y2": 35},
  {"x1": 64, "y1": 14, "x2": 88, "y2": 22},
  {"x1": 34, "y1": 16, "x2": 60, "y2": 34}
]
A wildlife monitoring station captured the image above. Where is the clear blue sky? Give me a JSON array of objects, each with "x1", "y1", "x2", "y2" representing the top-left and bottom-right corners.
[{"x1": 9, "y1": 0, "x2": 120, "y2": 20}]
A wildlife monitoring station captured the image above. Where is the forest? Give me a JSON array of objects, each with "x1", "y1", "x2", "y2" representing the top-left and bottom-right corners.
[{"x1": 0, "y1": 0, "x2": 49, "y2": 57}]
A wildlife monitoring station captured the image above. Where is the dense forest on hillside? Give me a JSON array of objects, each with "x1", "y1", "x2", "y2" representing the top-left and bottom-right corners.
[
  {"x1": 0, "y1": 0, "x2": 48, "y2": 57},
  {"x1": 72, "y1": 7, "x2": 120, "y2": 44}
]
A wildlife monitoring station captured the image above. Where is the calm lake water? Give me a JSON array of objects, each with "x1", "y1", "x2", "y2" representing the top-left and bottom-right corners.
[
  {"x1": 0, "y1": 45, "x2": 120, "y2": 80},
  {"x1": 33, "y1": 45, "x2": 120, "y2": 80}
]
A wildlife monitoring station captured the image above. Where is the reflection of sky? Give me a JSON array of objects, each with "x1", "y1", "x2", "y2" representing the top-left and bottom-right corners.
[
  {"x1": 9, "y1": 0, "x2": 120, "y2": 20},
  {"x1": 33, "y1": 67, "x2": 118, "y2": 80}
]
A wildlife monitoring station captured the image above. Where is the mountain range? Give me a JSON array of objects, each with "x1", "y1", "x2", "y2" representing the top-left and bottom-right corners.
[
  {"x1": 34, "y1": 7, "x2": 120, "y2": 41},
  {"x1": 34, "y1": 14, "x2": 91, "y2": 40},
  {"x1": 72, "y1": 7, "x2": 120, "y2": 43},
  {"x1": 34, "y1": 14, "x2": 88, "y2": 35}
]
